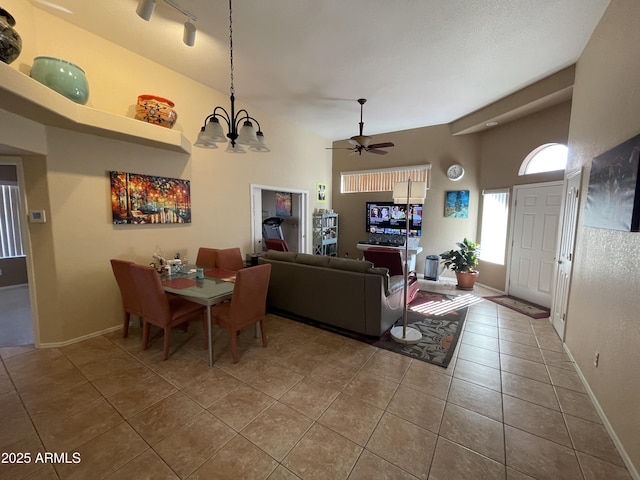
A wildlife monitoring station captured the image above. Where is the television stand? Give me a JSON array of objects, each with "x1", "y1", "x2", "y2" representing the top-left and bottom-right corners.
[{"x1": 356, "y1": 243, "x2": 423, "y2": 271}]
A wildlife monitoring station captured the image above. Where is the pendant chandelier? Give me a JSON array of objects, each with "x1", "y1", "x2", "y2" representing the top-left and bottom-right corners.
[{"x1": 194, "y1": 0, "x2": 269, "y2": 153}]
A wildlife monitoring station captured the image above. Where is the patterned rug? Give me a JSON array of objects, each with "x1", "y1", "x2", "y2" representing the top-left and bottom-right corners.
[
  {"x1": 483, "y1": 295, "x2": 550, "y2": 319},
  {"x1": 372, "y1": 290, "x2": 480, "y2": 367}
]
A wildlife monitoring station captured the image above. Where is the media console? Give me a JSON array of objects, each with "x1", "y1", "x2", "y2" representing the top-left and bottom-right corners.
[{"x1": 356, "y1": 243, "x2": 423, "y2": 272}]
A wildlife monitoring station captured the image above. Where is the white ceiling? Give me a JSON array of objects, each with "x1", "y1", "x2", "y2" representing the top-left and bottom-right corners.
[{"x1": 28, "y1": 0, "x2": 610, "y2": 142}]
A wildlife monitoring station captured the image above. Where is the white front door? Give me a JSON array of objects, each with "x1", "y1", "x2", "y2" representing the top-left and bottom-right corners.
[
  {"x1": 550, "y1": 171, "x2": 581, "y2": 339},
  {"x1": 508, "y1": 182, "x2": 563, "y2": 308}
]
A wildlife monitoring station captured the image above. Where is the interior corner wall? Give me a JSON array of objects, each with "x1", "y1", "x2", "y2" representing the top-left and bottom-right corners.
[
  {"x1": 564, "y1": 0, "x2": 640, "y2": 474},
  {"x1": 331, "y1": 124, "x2": 480, "y2": 276},
  {"x1": 477, "y1": 101, "x2": 570, "y2": 291}
]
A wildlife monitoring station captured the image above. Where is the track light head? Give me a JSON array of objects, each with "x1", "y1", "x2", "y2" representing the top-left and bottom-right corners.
[
  {"x1": 136, "y1": 0, "x2": 156, "y2": 21},
  {"x1": 183, "y1": 20, "x2": 196, "y2": 47}
]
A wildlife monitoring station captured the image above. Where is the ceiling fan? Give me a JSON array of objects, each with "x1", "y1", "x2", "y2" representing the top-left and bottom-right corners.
[{"x1": 329, "y1": 98, "x2": 395, "y2": 155}]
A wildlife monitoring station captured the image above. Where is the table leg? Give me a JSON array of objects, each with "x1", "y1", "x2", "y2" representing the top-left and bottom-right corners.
[{"x1": 207, "y1": 306, "x2": 214, "y2": 366}]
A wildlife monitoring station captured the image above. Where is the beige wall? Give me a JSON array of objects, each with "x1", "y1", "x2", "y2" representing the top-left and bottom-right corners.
[
  {"x1": 564, "y1": 0, "x2": 640, "y2": 473},
  {"x1": 332, "y1": 124, "x2": 480, "y2": 278},
  {"x1": 1, "y1": 0, "x2": 332, "y2": 344}
]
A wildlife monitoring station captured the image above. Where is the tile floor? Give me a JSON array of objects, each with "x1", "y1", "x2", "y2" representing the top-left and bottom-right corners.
[{"x1": 0, "y1": 280, "x2": 633, "y2": 480}]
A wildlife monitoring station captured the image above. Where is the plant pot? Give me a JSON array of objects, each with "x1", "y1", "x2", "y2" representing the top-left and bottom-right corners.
[
  {"x1": 30, "y1": 56, "x2": 89, "y2": 104},
  {"x1": 455, "y1": 271, "x2": 478, "y2": 290}
]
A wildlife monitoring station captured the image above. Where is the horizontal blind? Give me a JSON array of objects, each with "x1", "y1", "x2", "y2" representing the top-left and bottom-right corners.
[
  {"x1": 0, "y1": 184, "x2": 25, "y2": 258},
  {"x1": 341, "y1": 165, "x2": 431, "y2": 193}
]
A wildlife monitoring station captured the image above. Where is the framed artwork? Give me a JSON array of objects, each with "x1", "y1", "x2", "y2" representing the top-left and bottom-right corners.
[
  {"x1": 444, "y1": 190, "x2": 469, "y2": 218},
  {"x1": 275, "y1": 191, "x2": 292, "y2": 217},
  {"x1": 317, "y1": 183, "x2": 327, "y2": 202},
  {"x1": 584, "y1": 133, "x2": 640, "y2": 232},
  {"x1": 110, "y1": 171, "x2": 191, "y2": 225}
]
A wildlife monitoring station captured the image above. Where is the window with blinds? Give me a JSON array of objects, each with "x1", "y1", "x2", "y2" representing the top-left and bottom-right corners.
[
  {"x1": 480, "y1": 188, "x2": 510, "y2": 264},
  {"x1": 0, "y1": 184, "x2": 25, "y2": 258},
  {"x1": 340, "y1": 165, "x2": 431, "y2": 193}
]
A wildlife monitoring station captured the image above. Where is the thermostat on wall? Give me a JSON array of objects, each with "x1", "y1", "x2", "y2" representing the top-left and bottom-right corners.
[{"x1": 29, "y1": 210, "x2": 46, "y2": 223}]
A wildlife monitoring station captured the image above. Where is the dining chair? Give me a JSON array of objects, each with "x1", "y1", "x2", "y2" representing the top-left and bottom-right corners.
[
  {"x1": 364, "y1": 247, "x2": 419, "y2": 303},
  {"x1": 110, "y1": 259, "x2": 143, "y2": 338},
  {"x1": 196, "y1": 247, "x2": 217, "y2": 267},
  {"x1": 210, "y1": 263, "x2": 272, "y2": 363},
  {"x1": 130, "y1": 263, "x2": 207, "y2": 360},
  {"x1": 214, "y1": 247, "x2": 245, "y2": 271},
  {"x1": 264, "y1": 238, "x2": 289, "y2": 252}
]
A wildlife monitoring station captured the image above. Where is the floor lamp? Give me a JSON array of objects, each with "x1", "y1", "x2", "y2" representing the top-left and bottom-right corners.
[{"x1": 390, "y1": 179, "x2": 427, "y2": 344}]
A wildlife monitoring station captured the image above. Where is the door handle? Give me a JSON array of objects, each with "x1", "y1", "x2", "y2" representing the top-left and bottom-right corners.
[{"x1": 557, "y1": 260, "x2": 563, "y2": 264}]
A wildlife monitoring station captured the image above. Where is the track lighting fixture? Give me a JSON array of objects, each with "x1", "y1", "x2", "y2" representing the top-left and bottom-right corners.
[{"x1": 136, "y1": 0, "x2": 196, "y2": 47}]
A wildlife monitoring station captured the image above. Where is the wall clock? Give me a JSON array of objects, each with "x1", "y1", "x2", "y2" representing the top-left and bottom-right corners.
[{"x1": 447, "y1": 164, "x2": 465, "y2": 181}]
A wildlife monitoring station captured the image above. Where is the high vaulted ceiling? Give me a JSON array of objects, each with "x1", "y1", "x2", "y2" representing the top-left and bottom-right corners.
[{"x1": 28, "y1": 0, "x2": 610, "y2": 141}]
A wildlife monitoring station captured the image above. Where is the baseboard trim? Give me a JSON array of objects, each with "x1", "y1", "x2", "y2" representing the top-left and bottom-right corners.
[
  {"x1": 38, "y1": 324, "x2": 122, "y2": 348},
  {"x1": 563, "y1": 344, "x2": 639, "y2": 480}
]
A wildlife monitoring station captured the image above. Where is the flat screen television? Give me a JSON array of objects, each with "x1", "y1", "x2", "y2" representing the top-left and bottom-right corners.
[{"x1": 365, "y1": 201, "x2": 423, "y2": 236}]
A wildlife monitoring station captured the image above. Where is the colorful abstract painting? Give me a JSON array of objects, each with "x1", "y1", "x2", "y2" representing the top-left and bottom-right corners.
[{"x1": 110, "y1": 171, "x2": 191, "y2": 225}]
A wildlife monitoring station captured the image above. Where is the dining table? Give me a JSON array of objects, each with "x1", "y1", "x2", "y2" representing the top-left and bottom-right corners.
[{"x1": 161, "y1": 266, "x2": 236, "y2": 366}]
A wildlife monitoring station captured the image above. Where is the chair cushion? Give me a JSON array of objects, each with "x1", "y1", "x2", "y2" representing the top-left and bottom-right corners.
[{"x1": 328, "y1": 257, "x2": 373, "y2": 272}]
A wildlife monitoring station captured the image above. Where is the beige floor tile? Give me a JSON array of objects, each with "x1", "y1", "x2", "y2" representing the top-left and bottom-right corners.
[
  {"x1": 241, "y1": 401, "x2": 313, "y2": 461},
  {"x1": 0, "y1": 391, "x2": 37, "y2": 449},
  {"x1": 464, "y1": 322, "x2": 499, "y2": 338},
  {"x1": 348, "y1": 450, "x2": 418, "y2": 480},
  {"x1": 24, "y1": 464, "x2": 59, "y2": 480},
  {"x1": 267, "y1": 465, "x2": 302, "y2": 480},
  {"x1": 149, "y1": 350, "x2": 212, "y2": 389},
  {"x1": 564, "y1": 414, "x2": 625, "y2": 466},
  {"x1": 343, "y1": 370, "x2": 399, "y2": 409},
  {"x1": 401, "y1": 362, "x2": 453, "y2": 401},
  {"x1": 54, "y1": 422, "x2": 148, "y2": 480},
  {"x1": 499, "y1": 329, "x2": 538, "y2": 347},
  {"x1": 576, "y1": 451, "x2": 633, "y2": 480},
  {"x1": 208, "y1": 384, "x2": 275, "y2": 431},
  {"x1": 279, "y1": 377, "x2": 340, "y2": 420},
  {"x1": 181, "y1": 366, "x2": 242, "y2": 408},
  {"x1": 501, "y1": 371, "x2": 559, "y2": 410},
  {"x1": 0, "y1": 433, "x2": 46, "y2": 480},
  {"x1": 499, "y1": 340, "x2": 544, "y2": 364},
  {"x1": 190, "y1": 434, "x2": 277, "y2": 480},
  {"x1": 37, "y1": 398, "x2": 124, "y2": 452},
  {"x1": 329, "y1": 340, "x2": 377, "y2": 369},
  {"x1": 536, "y1": 335, "x2": 565, "y2": 353},
  {"x1": 283, "y1": 423, "x2": 362, "y2": 480},
  {"x1": 360, "y1": 349, "x2": 411, "y2": 384},
  {"x1": 503, "y1": 395, "x2": 572, "y2": 447},
  {"x1": 90, "y1": 361, "x2": 153, "y2": 397},
  {"x1": 0, "y1": 345, "x2": 35, "y2": 360},
  {"x1": 107, "y1": 373, "x2": 177, "y2": 419},
  {"x1": 128, "y1": 391, "x2": 203, "y2": 445},
  {"x1": 506, "y1": 467, "x2": 537, "y2": 479},
  {"x1": 461, "y1": 331, "x2": 499, "y2": 351},
  {"x1": 505, "y1": 425, "x2": 582, "y2": 480},
  {"x1": 154, "y1": 411, "x2": 236, "y2": 478},
  {"x1": 447, "y1": 377, "x2": 503, "y2": 422},
  {"x1": 465, "y1": 312, "x2": 498, "y2": 327},
  {"x1": 457, "y1": 343, "x2": 500, "y2": 369},
  {"x1": 225, "y1": 360, "x2": 303, "y2": 399},
  {"x1": 429, "y1": 437, "x2": 505, "y2": 480},
  {"x1": 104, "y1": 449, "x2": 179, "y2": 480},
  {"x1": 386, "y1": 385, "x2": 445, "y2": 434},
  {"x1": 498, "y1": 318, "x2": 534, "y2": 334},
  {"x1": 500, "y1": 353, "x2": 551, "y2": 384},
  {"x1": 453, "y1": 358, "x2": 501, "y2": 392},
  {"x1": 318, "y1": 392, "x2": 383, "y2": 446},
  {"x1": 439, "y1": 403, "x2": 505, "y2": 463},
  {"x1": 366, "y1": 413, "x2": 437, "y2": 480},
  {"x1": 309, "y1": 360, "x2": 359, "y2": 390},
  {"x1": 0, "y1": 368, "x2": 14, "y2": 396},
  {"x1": 555, "y1": 387, "x2": 601, "y2": 423},
  {"x1": 540, "y1": 349, "x2": 575, "y2": 371},
  {"x1": 546, "y1": 365, "x2": 586, "y2": 393}
]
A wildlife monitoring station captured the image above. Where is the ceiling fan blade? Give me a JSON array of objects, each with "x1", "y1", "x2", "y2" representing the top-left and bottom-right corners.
[
  {"x1": 368, "y1": 142, "x2": 394, "y2": 149},
  {"x1": 325, "y1": 147, "x2": 355, "y2": 150},
  {"x1": 367, "y1": 148, "x2": 389, "y2": 155}
]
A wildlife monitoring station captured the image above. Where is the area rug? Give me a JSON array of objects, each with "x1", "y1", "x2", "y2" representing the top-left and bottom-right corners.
[
  {"x1": 272, "y1": 290, "x2": 480, "y2": 368},
  {"x1": 483, "y1": 295, "x2": 550, "y2": 319}
]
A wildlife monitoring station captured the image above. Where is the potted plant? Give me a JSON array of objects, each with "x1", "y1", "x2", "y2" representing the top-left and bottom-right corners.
[{"x1": 440, "y1": 238, "x2": 480, "y2": 290}]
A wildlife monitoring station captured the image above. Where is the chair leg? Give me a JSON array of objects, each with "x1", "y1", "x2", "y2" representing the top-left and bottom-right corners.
[
  {"x1": 259, "y1": 319, "x2": 267, "y2": 347},
  {"x1": 230, "y1": 329, "x2": 239, "y2": 363},
  {"x1": 163, "y1": 326, "x2": 171, "y2": 360},
  {"x1": 142, "y1": 321, "x2": 150, "y2": 350},
  {"x1": 123, "y1": 311, "x2": 131, "y2": 338}
]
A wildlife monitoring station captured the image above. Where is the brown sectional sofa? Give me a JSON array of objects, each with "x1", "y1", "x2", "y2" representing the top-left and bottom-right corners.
[{"x1": 258, "y1": 251, "x2": 405, "y2": 337}]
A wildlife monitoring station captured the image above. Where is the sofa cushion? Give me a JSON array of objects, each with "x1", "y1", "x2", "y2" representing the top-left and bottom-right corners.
[
  {"x1": 328, "y1": 257, "x2": 374, "y2": 273},
  {"x1": 295, "y1": 253, "x2": 331, "y2": 268},
  {"x1": 264, "y1": 251, "x2": 296, "y2": 262}
]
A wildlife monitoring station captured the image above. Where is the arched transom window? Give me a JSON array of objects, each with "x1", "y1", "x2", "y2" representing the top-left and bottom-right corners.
[{"x1": 519, "y1": 143, "x2": 568, "y2": 175}]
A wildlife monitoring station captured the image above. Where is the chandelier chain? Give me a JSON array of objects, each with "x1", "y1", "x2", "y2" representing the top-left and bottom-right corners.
[{"x1": 228, "y1": 0, "x2": 234, "y2": 96}]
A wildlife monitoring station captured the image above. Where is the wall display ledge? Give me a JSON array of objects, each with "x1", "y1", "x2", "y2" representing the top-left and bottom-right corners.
[{"x1": 0, "y1": 62, "x2": 191, "y2": 154}]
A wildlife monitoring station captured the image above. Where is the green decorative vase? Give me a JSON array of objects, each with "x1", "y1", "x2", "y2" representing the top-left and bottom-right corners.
[{"x1": 30, "y1": 56, "x2": 89, "y2": 105}]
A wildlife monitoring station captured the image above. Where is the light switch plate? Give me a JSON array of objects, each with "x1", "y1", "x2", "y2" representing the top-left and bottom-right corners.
[{"x1": 29, "y1": 210, "x2": 46, "y2": 223}]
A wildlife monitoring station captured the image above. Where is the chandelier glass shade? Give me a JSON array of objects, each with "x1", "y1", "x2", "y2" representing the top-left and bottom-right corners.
[{"x1": 194, "y1": 0, "x2": 269, "y2": 153}]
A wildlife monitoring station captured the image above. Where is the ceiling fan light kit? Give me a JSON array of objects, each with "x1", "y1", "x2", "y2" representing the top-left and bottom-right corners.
[{"x1": 329, "y1": 98, "x2": 395, "y2": 155}]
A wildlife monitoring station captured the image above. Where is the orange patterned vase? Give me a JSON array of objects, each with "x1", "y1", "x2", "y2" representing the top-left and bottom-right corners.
[{"x1": 134, "y1": 94, "x2": 178, "y2": 129}]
